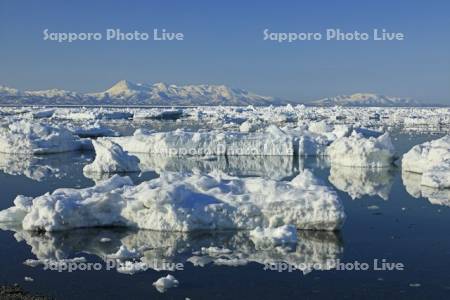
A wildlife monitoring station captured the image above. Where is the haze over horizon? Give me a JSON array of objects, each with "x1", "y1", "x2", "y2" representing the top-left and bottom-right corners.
[{"x1": 0, "y1": 0, "x2": 449, "y2": 104}]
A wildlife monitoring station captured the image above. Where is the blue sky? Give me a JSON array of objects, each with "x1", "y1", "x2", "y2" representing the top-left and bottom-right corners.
[{"x1": 0, "y1": 0, "x2": 449, "y2": 103}]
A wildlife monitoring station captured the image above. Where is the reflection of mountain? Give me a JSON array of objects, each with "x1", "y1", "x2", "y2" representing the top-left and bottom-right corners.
[
  {"x1": 402, "y1": 171, "x2": 450, "y2": 207},
  {"x1": 329, "y1": 166, "x2": 394, "y2": 200},
  {"x1": 136, "y1": 154, "x2": 298, "y2": 180},
  {"x1": 8, "y1": 228, "x2": 343, "y2": 275},
  {"x1": 0, "y1": 153, "x2": 87, "y2": 181}
]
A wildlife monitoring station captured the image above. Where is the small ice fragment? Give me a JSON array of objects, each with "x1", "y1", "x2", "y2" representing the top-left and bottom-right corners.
[{"x1": 152, "y1": 274, "x2": 179, "y2": 293}]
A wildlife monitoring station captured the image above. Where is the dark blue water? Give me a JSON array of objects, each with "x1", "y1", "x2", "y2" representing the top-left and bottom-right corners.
[{"x1": 0, "y1": 133, "x2": 449, "y2": 299}]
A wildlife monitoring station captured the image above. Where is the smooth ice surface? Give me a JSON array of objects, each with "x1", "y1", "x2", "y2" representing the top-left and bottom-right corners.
[
  {"x1": 326, "y1": 132, "x2": 395, "y2": 168},
  {"x1": 0, "y1": 171, "x2": 345, "y2": 232}
]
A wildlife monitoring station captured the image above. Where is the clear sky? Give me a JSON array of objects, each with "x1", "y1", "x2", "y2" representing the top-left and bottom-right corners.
[{"x1": 0, "y1": 0, "x2": 449, "y2": 103}]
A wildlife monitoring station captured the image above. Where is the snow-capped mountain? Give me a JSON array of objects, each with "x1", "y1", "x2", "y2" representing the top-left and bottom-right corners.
[
  {"x1": 311, "y1": 93, "x2": 423, "y2": 107},
  {"x1": 0, "y1": 81, "x2": 288, "y2": 106}
]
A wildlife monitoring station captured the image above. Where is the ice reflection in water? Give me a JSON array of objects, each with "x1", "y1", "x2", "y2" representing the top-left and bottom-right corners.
[
  {"x1": 0, "y1": 152, "x2": 89, "y2": 182},
  {"x1": 329, "y1": 166, "x2": 395, "y2": 200},
  {"x1": 402, "y1": 171, "x2": 450, "y2": 207},
  {"x1": 4, "y1": 227, "x2": 343, "y2": 275}
]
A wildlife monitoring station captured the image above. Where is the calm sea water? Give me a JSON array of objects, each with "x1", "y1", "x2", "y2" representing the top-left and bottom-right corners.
[{"x1": 0, "y1": 131, "x2": 449, "y2": 299}]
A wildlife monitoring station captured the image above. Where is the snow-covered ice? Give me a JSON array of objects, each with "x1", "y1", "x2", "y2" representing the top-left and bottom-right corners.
[
  {"x1": 402, "y1": 136, "x2": 450, "y2": 189},
  {"x1": 83, "y1": 139, "x2": 140, "y2": 174},
  {"x1": 64, "y1": 121, "x2": 119, "y2": 138},
  {"x1": 0, "y1": 120, "x2": 81, "y2": 154},
  {"x1": 402, "y1": 135, "x2": 450, "y2": 174},
  {"x1": 152, "y1": 274, "x2": 179, "y2": 293},
  {"x1": 109, "y1": 125, "x2": 294, "y2": 156},
  {"x1": 0, "y1": 170, "x2": 345, "y2": 232},
  {"x1": 326, "y1": 132, "x2": 395, "y2": 168}
]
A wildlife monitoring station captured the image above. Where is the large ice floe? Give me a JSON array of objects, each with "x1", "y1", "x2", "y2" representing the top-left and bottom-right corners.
[
  {"x1": 83, "y1": 139, "x2": 140, "y2": 174},
  {"x1": 0, "y1": 170, "x2": 345, "y2": 232},
  {"x1": 0, "y1": 120, "x2": 82, "y2": 154},
  {"x1": 109, "y1": 125, "x2": 295, "y2": 156},
  {"x1": 326, "y1": 131, "x2": 395, "y2": 168},
  {"x1": 402, "y1": 135, "x2": 450, "y2": 189}
]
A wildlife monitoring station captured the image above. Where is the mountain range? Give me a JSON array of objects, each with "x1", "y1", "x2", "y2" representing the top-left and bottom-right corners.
[
  {"x1": 0, "y1": 81, "x2": 438, "y2": 107},
  {"x1": 310, "y1": 93, "x2": 426, "y2": 107},
  {"x1": 0, "y1": 80, "x2": 287, "y2": 106}
]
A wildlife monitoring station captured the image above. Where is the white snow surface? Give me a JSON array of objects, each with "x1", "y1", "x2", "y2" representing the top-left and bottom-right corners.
[
  {"x1": 0, "y1": 170, "x2": 345, "y2": 232},
  {"x1": 83, "y1": 139, "x2": 140, "y2": 174},
  {"x1": 402, "y1": 135, "x2": 450, "y2": 174},
  {"x1": 326, "y1": 131, "x2": 395, "y2": 168},
  {"x1": 152, "y1": 275, "x2": 179, "y2": 293},
  {"x1": 402, "y1": 136, "x2": 450, "y2": 189},
  {"x1": 0, "y1": 120, "x2": 81, "y2": 154},
  {"x1": 109, "y1": 125, "x2": 295, "y2": 156}
]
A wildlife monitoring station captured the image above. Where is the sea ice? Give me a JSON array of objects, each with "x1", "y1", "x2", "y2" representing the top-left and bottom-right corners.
[
  {"x1": 64, "y1": 121, "x2": 119, "y2": 138},
  {"x1": 326, "y1": 131, "x2": 395, "y2": 168},
  {"x1": 109, "y1": 125, "x2": 294, "y2": 156},
  {"x1": 402, "y1": 136, "x2": 450, "y2": 189},
  {"x1": 83, "y1": 139, "x2": 140, "y2": 174},
  {"x1": 152, "y1": 275, "x2": 179, "y2": 293},
  {"x1": 0, "y1": 120, "x2": 81, "y2": 154},
  {"x1": 0, "y1": 170, "x2": 345, "y2": 232},
  {"x1": 402, "y1": 135, "x2": 450, "y2": 174}
]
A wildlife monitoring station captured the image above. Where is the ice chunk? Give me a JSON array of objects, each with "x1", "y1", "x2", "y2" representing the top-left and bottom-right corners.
[
  {"x1": 109, "y1": 125, "x2": 294, "y2": 156},
  {"x1": 65, "y1": 121, "x2": 119, "y2": 138},
  {"x1": 83, "y1": 139, "x2": 140, "y2": 174},
  {"x1": 402, "y1": 136, "x2": 450, "y2": 189},
  {"x1": 152, "y1": 275, "x2": 179, "y2": 293},
  {"x1": 0, "y1": 171, "x2": 345, "y2": 232},
  {"x1": 420, "y1": 161, "x2": 450, "y2": 189},
  {"x1": 402, "y1": 135, "x2": 450, "y2": 174},
  {"x1": 0, "y1": 120, "x2": 81, "y2": 154},
  {"x1": 326, "y1": 131, "x2": 395, "y2": 168}
]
